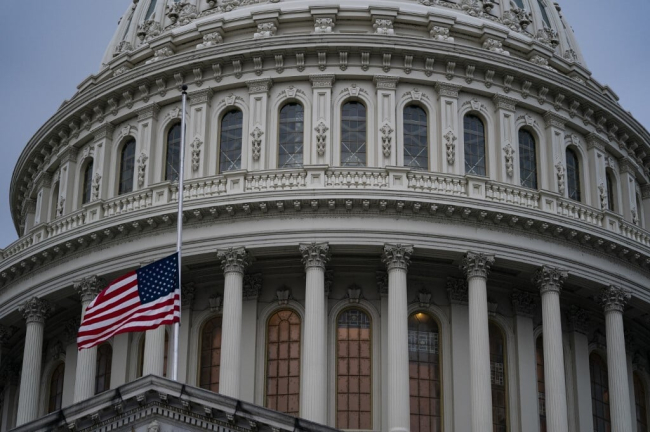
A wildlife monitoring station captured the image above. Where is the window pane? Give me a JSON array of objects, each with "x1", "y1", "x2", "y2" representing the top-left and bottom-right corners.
[
  {"x1": 337, "y1": 309, "x2": 372, "y2": 429},
  {"x1": 606, "y1": 172, "x2": 615, "y2": 212},
  {"x1": 519, "y1": 130, "x2": 538, "y2": 189},
  {"x1": 166, "y1": 124, "x2": 181, "y2": 182},
  {"x1": 341, "y1": 102, "x2": 367, "y2": 167},
  {"x1": 404, "y1": 106, "x2": 428, "y2": 170},
  {"x1": 119, "y1": 140, "x2": 136, "y2": 195},
  {"x1": 266, "y1": 310, "x2": 301, "y2": 416},
  {"x1": 566, "y1": 149, "x2": 581, "y2": 201},
  {"x1": 219, "y1": 110, "x2": 243, "y2": 173},
  {"x1": 537, "y1": 0, "x2": 552, "y2": 28},
  {"x1": 48, "y1": 362, "x2": 65, "y2": 413},
  {"x1": 95, "y1": 344, "x2": 112, "y2": 394},
  {"x1": 82, "y1": 160, "x2": 94, "y2": 204},
  {"x1": 278, "y1": 103, "x2": 304, "y2": 168},
  {"x1": 408, "y1": 312, "x2": 441, "y2": 432},
  {"x1": 590, "y1": 353, "x2": 610, "y2": 432},
  {"x1": 464, "y1": 115, "x2": 486, "y2": 176},
  {"x1": 489, "y1": 322, "x2": 507, "y2": 432},
  {"x1": 200, "y1": 316, "x2": 222, "y2": 392}
]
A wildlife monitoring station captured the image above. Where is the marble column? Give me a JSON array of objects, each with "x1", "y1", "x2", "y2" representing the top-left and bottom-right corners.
[
  {"x1": 299, "y1": 242, "x2": 330, "y2": 424},
  {"x1": 461, "y1": 251, "x2": 495, "y2": 432},
  {"x1": 142, "y1": 326, "x2": 166, "y2": 376},
  {"x1": 73, "y1": 276, "x2": 104, "y2": 402},
  {"x1": 533, "y1": 266, "x2": 569, "y2": 432},
  {"x1": 599, "y1": 286, "x2": 632, "y2": 432},
  {"x1": 382, "y1": 244, "x2": 414, "y2": 432},
  {"x1": 217, "y1": 247, "x2": 250, "y2": 398},
  {"x1": 16, "y1": 297, "x2": 53, "y2": 426}
]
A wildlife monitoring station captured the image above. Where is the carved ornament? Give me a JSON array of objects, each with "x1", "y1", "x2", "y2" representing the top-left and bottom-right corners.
[
  {"x1": 460, "y1": 251, "x2": 495, "y2": 279},
  {"x1": 532, "y1": 265, "x2": 568, "y2": 295},
  {"x1": 599, "y1": 285, "x2": 631, "y2": 313},
  {"x1": 217, "y1": 247, "x2": 251, "y2": 274},
  {"x1": 19, "y1": 297, "x2": 54, "y2": 324},
  {"x1": 382, "y1": 244, "x2": 414, "y2": 271},
  {"x1": 299, "y1": 242, "x2": 330, "y2": 269},
  {"x1": 74, "y1": 275, "x2": 105, "y2": 303}
]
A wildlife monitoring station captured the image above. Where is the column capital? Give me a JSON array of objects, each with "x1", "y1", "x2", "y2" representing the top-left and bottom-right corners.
[
  {"x1": 18, "y1": 297, "x2": 53, "y2": 324},
  {"x1": 0, "y1": 325, "x2": 17, "y2": 344},
  {"x1": 299, "y1": 242, "x2": 330, "y2": 269},
  {"x1": 243, "y1": 273, "x2": 263, "y2": 300},
  {"x1": 511, "y1": 289, "x2": 537, "y2": 317},
  {"x1": 217, "y1": 247, "x2": 251, "y2": 275},
  {"x1": 63, "y1": 317, "x2": 81, "y2": 344},
  {"x1": 532, "y1": 265, "x2": 568, "y2": 295},
  {"x1": 565, "y1": 305, "x2": 590, "y2": 334},
  {"x1": 382, "y1": 244, "x2": 414, "y2": 271},
  {"x1": 181, "y1": 283, "x2": 196, "y2": 307},
  {"x1": 446, "y1": 277, "x2": 468, "y2": 305},
  {"x1": 460, "y1": 251, "x2": 494, "y2": 279},
  {"x1": 74, "y1": 275, "x2": 105, "y2": 303},
  {"x1": 376, "y1": 271, "x2": 388, "y2": 297},
  {"x1": 599, "y1": 285, "x2": 631, "y2": 313}
]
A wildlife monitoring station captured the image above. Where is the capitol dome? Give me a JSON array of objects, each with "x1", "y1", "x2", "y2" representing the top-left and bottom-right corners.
[{"x1": 1, "y1": 0, "x2": 650, "y2": 431}]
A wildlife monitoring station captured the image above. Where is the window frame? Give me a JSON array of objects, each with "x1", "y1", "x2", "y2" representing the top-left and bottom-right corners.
[
  {"x1": 277, "y1": 102, "x2": 305, "y2": 169},
  {"x1": 565, "y1": 147, "x2": 581, "y2": 202},
  {"x1": 95, "y1": 343, "x2": 113, "y2": 395},
  {"x1": 165, "y1": 123, "x2": 182, "y2": 182},
  {"x1": 47, "y1": 361, "x2": 65, "y2": 413},
  {"x1": 81, "y1": 159, "x2": 94, "y2": 205},
  {"x1": 463, "y1": 114, "x2": 487, "y2": 177},
  {"x1": 118, "y1": 138, "x2": 136, "y2": 195},
  {"x1": 589, "y1": 351, "x2": 611, "y2": 432},
  {"x1": 518, "y1": 128, "x2": 538, "y2": 190},
  {"x1": 218, "y1": 109, "x2": 244, "y2": 174},
  {"x1": 340, "y1": 100, "x2": 368, "y2": 168},
  {"x1": 403, "y1": 104, "x2": 429, "y2": 171},
  {"x1": 198, "y1": 314, "x2": 223, "y2": 393},
  {"x1": 489, "y1": 320, "x2": 509, "y2": 432}
]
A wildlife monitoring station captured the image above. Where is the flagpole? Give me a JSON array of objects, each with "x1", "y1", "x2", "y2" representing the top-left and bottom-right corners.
[{"x1": 172, "y1": 85, "x2": 188, "y2": 381}]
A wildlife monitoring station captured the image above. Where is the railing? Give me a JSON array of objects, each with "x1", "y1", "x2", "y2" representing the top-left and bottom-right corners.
[
  {"x1": 486, "y1": 182, "x2": 540, "y2": 209},
  {"x1": 3, "y1": 167, "x2": 650, "y2": 261},
  {"x1": 407, "y1": 172, "x2": 467, "y2": 196}
]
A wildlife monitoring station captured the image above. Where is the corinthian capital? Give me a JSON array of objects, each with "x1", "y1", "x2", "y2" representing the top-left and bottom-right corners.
[
  {"x1": 299, "y1": 243, "x2": 331, "y2": 269},
  {"x1": 0, "y1": 325, "x2": 17, "y2": 344},
  {"x1": 217, "y1": 247, "x2": 251, "y2": 274},
  {"x1": 74, "y1": 275, "x2": 105, "y2": 303},
  {"x1": 18, "y1": 297, "x2": 54, "y2": 324},
  {"x1": 532, "y1": 265, "x2": 568, "y2": 295},
  {"x1": 599, "y1": 285, "x2": 631, "y2": 313},
  {"x1": 460, "y1": 251, "x2": 494, "y2": 279},
  {"x1": 382, "y1": 244, "x2": 414, "y2": 271}
]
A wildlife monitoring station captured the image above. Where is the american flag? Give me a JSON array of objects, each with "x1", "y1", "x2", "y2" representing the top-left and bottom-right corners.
[{"x1": 77, "y1": 253, "x2": 181, "y2": 350}]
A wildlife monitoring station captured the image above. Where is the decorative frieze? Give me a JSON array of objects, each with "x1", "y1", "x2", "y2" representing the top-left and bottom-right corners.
[
  {"x1": 136, "y1": 103, "x2": 161, "y2": 122},
  {"x1": 74, "y1": 275, "x2": 105, "y2": 303},
  {"x1": 197, "y1": 32, "x2": 223, "y2": 50},
  {"x1": 373, "y1": 75, "x2": 399, "y2": 90},
  {"x1": 493, "y1": 94, "x2": 517, "y2": 111},
  {"x1": 446, "y1": 277, "x2": 468, "y2": 305},
  {"x1": 599, "y1": 285, "x2": 631, "y2": 313},
  {"x1": 460, "y1": 251, "x2": 495, "y2": 279},
  {"x1": 246, "y1": 78, "x2": 273, "y2": 94},
  {"x1": 482, "y1": 38, "x2": 509, "y2": 56},
  {"x1": 254, "y1": 22, "x2": 277, "y2": 39},
  {"x1": 299, "y1": 242, "x2": 330, "y2": 269},
  {"x1": 382, "y1": 244, "x2": 413, "y2": 271},
  {"x1": 314, "y1": 18, "x2": 334, "y2": 33},
  {"x1": 532, "y1": 265, "x2": 568, "y2": 294},
  {"x1": 188, "y1": 89, "x2": 213, "y2": 106},
  {"x1": 309, "y1": 74, "x2": 335, "y2": 88},
  {"x1": 435, "y1": 82, "x2": 462, "y2": 98},
  {"x1": 373, "y1": 19, "x2": 394, "y2": 35},
  {"x1": 217, "y1": 247, "x2": 250, "y2": 274},
  {"x1": 19, "y1": 297, "x2": 54, "y2": 324},
  {"x1": 430, "y1": 26, "x2": 453, "y2": 42}
]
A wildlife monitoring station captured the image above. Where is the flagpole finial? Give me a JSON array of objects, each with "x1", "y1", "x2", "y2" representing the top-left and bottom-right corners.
[{"x1": 181, "y1": 84, "x2": 188, "y2": 93}]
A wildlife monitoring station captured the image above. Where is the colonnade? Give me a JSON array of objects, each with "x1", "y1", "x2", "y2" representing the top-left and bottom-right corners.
[{"x1": 9, "y1": 245, "x2": 635, "y2": 432}]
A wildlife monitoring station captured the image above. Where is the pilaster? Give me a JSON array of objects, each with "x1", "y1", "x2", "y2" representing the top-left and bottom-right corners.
[
  {"x1": 511, "y1": 290, "x2": 538, "y2": 432},
  {"x1": 310, "y1": 75, "x2": 335, "y2": 165},
  {"x1": 374, "y1": 76, "x2": 399, "y2": 167},
  {"x1": 188, "y1": 89, "x2": 213, "y2": 178},
  {"x1": 177, "y1": 284, "x2": 195, "y2": 384},
  {"x1": 493, "y1": 94, "x2": 518, "y2": 184},
  {"x1": 447, "y1": 277, "x2": 471, "y2": 432},
  {"x1": 246, "y1": 78, "x2": 273, "y2": 171},
  {"x1": 58, "y1": 146, "x2": 79, "y2": 215},
  {"x1": 33, "y1": 172, "x2": 52, "y2": 225},
  {"x1": 240, "y1": 274, "x2": 261, "y2": 403},
  {"x1": 619, "y1": 159, "x2": 638, "y2": 224},
  {"x1": 436, "y1": 82, "x2": 462, "y2": 175},
  {"x1": 586, "y1": 133, "x2": 609, "y2": 210},
  {"x1": 91, "y1": 123, "x2": 115, "y2": 201},
  {"x1": 543, "y1": 112, "x2": 566, "y2": 193},
  {"x1": 136, "y1": 103, "x2": 160, "y2": 188}
]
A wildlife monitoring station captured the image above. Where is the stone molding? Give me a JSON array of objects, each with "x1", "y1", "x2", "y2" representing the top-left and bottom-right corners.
[
  {"x1": 299, "y1": 242, "x2": 330, "y2": 270},
  {"x1": 18, "y1": 297, "x2": 54, "y2": 324},
  {"x1": 217, "y1": 247, "x2": 250, "y2": 275},
  {"x1": 309, "y1": 74, "x2": 336, "y2": 88},
  {"x1": 565, "y1": 305, "x2": 590, "y2": 334},
  {"x1": 243, "y1": 273, "x2": 263, "y2": 299},
  {"x1": 246, "y1": 78, "x2": 273, "y2": 94},
  {"x1": 460, "y1": 251, "x2": 494, "y2": 279},
  {"x1": 599, "y1": 285, "x2": 631, "y2": 313},
  {"x1": 376, "y1": 271, "x2": 388, "y2": 297},
  {"x1": 435, "y1": 82, "x2": 462, "y2": 98},
  {"x1": 446, "y1": 277, "x2": 468, "y2": 305},
  {"x1": 532, "y1": 265, "x2": 568, "y2": 295},
  {"x1": 181, "y1": 283, "x2": 196, "y2": 307},
  {"x1": 382, "y1": 243, "x2": 413, "y2": 271},
  {"x1": 373, "y1": 75, "x2": 400, "y2": 90},
  {"x1": 74, "y1": 275, "x2": 105, "y2": 303},
  {"x1": 136, "y1": 103, "x2": 161, "y2": 122},
  {"x1": 511, "y1": 289, "x2": 537, "y2": 317}
]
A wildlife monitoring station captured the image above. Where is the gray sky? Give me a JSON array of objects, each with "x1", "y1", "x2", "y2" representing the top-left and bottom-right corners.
[{"x1": 0, "y1": 0, "x2": 648, "y2": 249}]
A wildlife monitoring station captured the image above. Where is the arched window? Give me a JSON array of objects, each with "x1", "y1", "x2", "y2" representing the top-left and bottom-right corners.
[
  {"x1": 51, "y1": 183, "x2": 60, "y2": 220},
  {"x1": 278, "y1": 103, "x2": 304, "y2": 169},
  {"x1": 489, "y1": 322, "x2": 507, "y2": 432},
  {"x1": 165, "y1": 123, "x2": 181, "y2": 182},
  {"x1": 635, "y1": 194, "x2": 643, "y2": 227},
  {"x1": 408, "y1": 312, "x2": 441, "y2": 432},
  {"x1": 519, "y1": 130, "x2": 538, "y2": 189},
  {"x1": 137, "y1": 331, "x2": 169, "y2": 378},
  {"x1": 464, "y1": 115, "x2": 486, "y2": 176},
  {"x1": 403, "y1": 106, "x2": 428, "y2": 170},
  {"x1": 634, "y1": 372, "x2": 648, "y2": 431},
  {"x1": 48, "y1": 362, "x2": 65, "y2": 413},
  {"x1": 219, "y1": 110, "x2": 243, "y2": 173},
  {"x1": 536, "y1": 336, "x2": 546, "y2": 432},
  {"x1": 144, "y1": 0, "x2": 157, "y2": 20},
  {"x1": 82, "y1": 160, "x2": 94, "y2": 205},
  {"x1": 200, "y1": 316, "x2": 222, "y2": 392},
  {"x1": 566, "y1": 148, "x2": 581, "y2": 201},
  {"x1": 513, "y1": 0, "x2": 525, "y2": 8},
  {"x1": 590, "y1": 352, "x2": 610, "y2": 432},
  {"x1": 95, "y1": 344, "x2": 112, "y2": 394},
  {"x1": 606, "y1": 171, "x2": 615, "y2": 212},
  {"x1": 537, "y1": 0, "x2": 552, "y2": 28},
  {"x1": 118, "y1": 139, "x2": 136, "y2": 195},
  {"x1": 266, "y1": 310, "x2": 301, "y2": 416},
  {"x1": 336, "y1": 308, "x2": 372, "y2": 430},
  {"x1": 341, "y1": 102, "x2": 367, "y2": 167}
]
